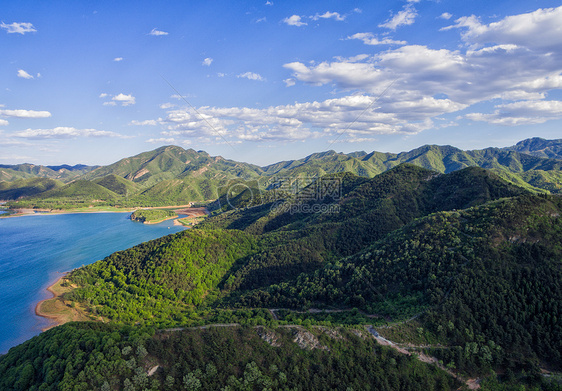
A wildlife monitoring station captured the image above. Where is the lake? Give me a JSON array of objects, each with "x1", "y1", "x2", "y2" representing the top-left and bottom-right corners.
[{"x1": 0, "y1": 212, "x2": 185, "y2": 353}]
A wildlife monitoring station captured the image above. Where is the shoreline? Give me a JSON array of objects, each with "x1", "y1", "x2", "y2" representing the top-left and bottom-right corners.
[
  {"x1": 34, "y1": 274, "x2": 68, "y2": 331},
  {"x1": 1, "y1": 204, "x2": 199, "y2": 220},
  {"x1": 34, "y1": 272, "x2": 92, "y2": 331}
]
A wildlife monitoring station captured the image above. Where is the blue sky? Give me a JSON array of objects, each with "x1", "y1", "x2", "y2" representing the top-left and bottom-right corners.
[{"x1": 1, "y1": 0, "x2": 562, "y2": 166}]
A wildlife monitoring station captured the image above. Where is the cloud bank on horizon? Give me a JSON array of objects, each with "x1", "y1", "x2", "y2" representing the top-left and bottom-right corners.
[{"x1": 1, "y1": 1, "x2": 562, "y2": 165}]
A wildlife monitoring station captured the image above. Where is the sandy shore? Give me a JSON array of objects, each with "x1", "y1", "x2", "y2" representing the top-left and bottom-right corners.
[
  {"x1": 35, "y1": 274, "x2": 68, "y2": 330},
  {"x1": 35, "y1": 273, "x2": 90, "y2": 331}
]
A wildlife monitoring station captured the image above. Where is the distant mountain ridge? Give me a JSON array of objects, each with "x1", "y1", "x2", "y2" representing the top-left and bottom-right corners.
[
  {"x1": 2, "y1": 138, "x2": 562, "y2": 205},
  {"x1": 504, "y1": 137, "x2": 562, "y2": 160}
]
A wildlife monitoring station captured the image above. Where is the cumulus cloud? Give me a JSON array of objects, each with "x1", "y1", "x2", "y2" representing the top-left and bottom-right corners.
[
  {"x1": 379, "y1": 4, "x2": 417, "y2": 30},
  {"x1": 347, "y1": 32, "x2": 406, "y2": 46},
  {"x1": 17, "y1": 69, "x2": 34, "y2": 79},
  {"x1": 0, "y1": 109, "x2": 51, "y2": 118},
  {"x1": 130, "y1": 119, "x2": 158, "y2": 126},
  {"x1": 312, "y1": 12, "x2": 345, "y2": 21},
  {"x1": 465, "y1": 100, "x2": 562, "y2": 125},
  {"x1": 13, "y1": 127, "x2": 123, "y2": 139},
  {"x1": 442, "y1": 6, "x2": 562, "y2": 51},
  {"x1": 279, "y1": 6, "x2": 562, "y2": 133},
  {"x1": 283, "y1": 78, "x2": 296, "y2": 87},
  {"x1": 0, "y1": 119, "x2": 9, "y2": 126},
  {"x1": 283, "y1": 15, "x2": 307, "y2": 26},
  {"x1": 202, "y1": 57, "x2": 213, "y2": 66},
  {"x1": 149, "y1": 28, "x2": 168, "y2": 36},
  {"x1": 113, "y1": 57, "x2": 123, "y2": 62},
  {"x1": 237, "y1": 72, "x2": 265, "y2": 81},
  {"x1": 155, "y1": 93, "x2": 459, "y2": 145},
  {"x1": 439, "y1": 12, "x2": 453, "y2": 20},
  {"x1": 1, "y1": 22, "x2": 36, "y2": 34},
  {"x1": 99, "y1": 93, "x2": 136, "y2": 106},
  {"x1": 113, "y1": 93, "x2": 136, "y2": 106}
]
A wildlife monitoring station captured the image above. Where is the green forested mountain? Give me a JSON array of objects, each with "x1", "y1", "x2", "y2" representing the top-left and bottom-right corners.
[
  {"x1": 0, "y1": 163, "x2": 96, "y2": 182},
  {"x1": 0, "y1": 323, "x2": 460, "y2": 391},
  {"x1": 0, "y1": 177, "x2": 63, "y2": 200},
  {"x1": 2, "y1": 138, "x2": 562, "y2": 208},
  {"x1": 505, "y1": 137, "x2": 562, "y2": 160},
  {"x1": 1, "y1": 164, "x2": 562, "y2": 390}
]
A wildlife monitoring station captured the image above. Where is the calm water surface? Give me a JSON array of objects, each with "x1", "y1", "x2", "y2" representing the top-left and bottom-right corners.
[{"x1": 0, "y1": 212, "x2": 184, "y2": 353}]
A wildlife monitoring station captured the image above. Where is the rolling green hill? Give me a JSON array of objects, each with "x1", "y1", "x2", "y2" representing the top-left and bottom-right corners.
[
  {"x1": 93, "y1": 174, "x2": 140, "y2": 197},
  {"x1": 0, "y1": 323, "x2": 459, "y2": 391},
  {"x1": 2, "y1": 165, "x2": 561, "y2": 389},
  {"x1": 3, "y1": 138, "x2": 562, "y2": 210},
  {"x1": 0, "y1": 177, "x2": 63, "y2": 200},
  {"x1": 12, "y1": 180, "x2": 122, "y2": 209},
  {"x1": 505, "y1": 137, "x2": 562, "y2": 160},
  {"x1": 0, "y1": 163, "x2": 96, "y2": 182}
]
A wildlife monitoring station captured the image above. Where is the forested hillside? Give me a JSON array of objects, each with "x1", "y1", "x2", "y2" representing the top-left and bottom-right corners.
[
  {"x1": 1, "y1": 160, "x2": 561, "y2": 389},
  {"x1": 2, "y1": 138, "x2": 562, "y2": 209},
  {"x1": 0, "y1": 323, "x2": 460, "y2": 391}
]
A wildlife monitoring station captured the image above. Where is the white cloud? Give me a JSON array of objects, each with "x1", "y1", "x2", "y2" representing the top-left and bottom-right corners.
[
  {"x1": 202, "y1": 57, "x2": 213, "y2": 66},
  {"x1": 281, "y1": 5, "x2": 562, "y2": 132},
  {"x1": 283, "y1": 15, "x2": 307, "y2": 26},
  {"x1": 217, "y1": 73, "x2": 226, "y2": 78},
  {"x1": 149, "y1": 28, "x2": 168, "y2": 36},
  {"x1": 237, "y1": 72, "x2": 265, "y2": 81},
  {"x1": 130, "y1": 119, "x2": 158, "y2": 126},
  {"x1": 99, "y1": 93, "x2": 108, "y2": 98},
  {"x1": 160, "y1": 102, "x2": 176, "y2": 109},
  {"x1": 13, "y1": 127, "x2": 123, "y2": 139},
  {"x1": 312, "y1": 12, "x2": 345, "y2": 21},
  {"x1": 347, "y1": 32, "x2": 406, "y2": 46},
  {"x1": 0, "y1": 109, "x2": 51, "y2": 118},
  {"x1": 113, "y1": 57, "x2": 123, "y2": 62},
  {"x1": 146, "y1": 137, "x2": 188, "y2": 145},
  {"x1": 439, "y1": 12, "x2": 452, "y2": 20},
  {"x1": 0, "y1": 119, "x2": 9, "y2": 126},
  {"x1": 283, "y1": 78, "x2": 296, "y2": 87},
  {"x1": 265, "y1": 1, "x2": 273, "y2": 5},
  {"x1": 256, "y1": 17, "x2": 267, "y2": 23},
  {"x1": 112, "y1": 93, "x2": 136, "y2": 106},
  {"x1": 465, "y1": 100, "x2": 562, "y2": 125},
  {"x1": 379, "y1": 4, "x2": 418, "y2": 30},
  {"x1": 442, "y1": 6, "x2": 562, "y2": 51},
  {"x1": 103, "y1": 101, "x2": 117, "y2": 106},
  {"x1": 17, "y1": 69, "x2": 34, "y2": 79},
  {"x1": 1, "y1": 22, "x2": 36, "y2": 34},
  {"x1": 156, "y1": 93, "x2": 458, "y2": 144}
]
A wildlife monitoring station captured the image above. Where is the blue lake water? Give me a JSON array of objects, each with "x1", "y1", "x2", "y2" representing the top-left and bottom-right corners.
[{"x1": 0, "y1": 212, "x2": 185, "y2": 353}]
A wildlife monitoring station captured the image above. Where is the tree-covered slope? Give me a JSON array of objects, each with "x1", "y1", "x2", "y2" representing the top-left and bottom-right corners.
[
  {"x1": 82, "y1": 145, "x2": 263, "y2": 188},
  {"x1": 505, "y1": 137, "x2": 562, "y2": 160},
  {"x1": 0, "y1": 322, "x2": 460, "y2": 391},
  {"x1": 0, "y1": 163, "x2": 96, "y2": 182},
  {"x1": 0, "y1": 177, "x2": 63, "y2": 200},
  {"x1": 11, "y1": 180, "x2": 122, "y2": 209},
  {"x1": 4, "y1": 138, "x2": 562, "y2": 208},
  {"x1": 93, "y1": 174, "x2": 140, "y2": 197},
  {"x1": 67, "y1": 229, "x2": 259, "y2": 324},
  {"x1": 240, "y1": 194, "x2": 562, "y2": 371}
]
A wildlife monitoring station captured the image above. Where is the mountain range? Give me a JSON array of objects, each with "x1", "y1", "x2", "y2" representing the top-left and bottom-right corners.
[
  {"x1": 1, "y1": 154, "x2": 561, "y2": 389},
  {"x1": 1, "y1": 137, "x2": 562, "y2": 209}
]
